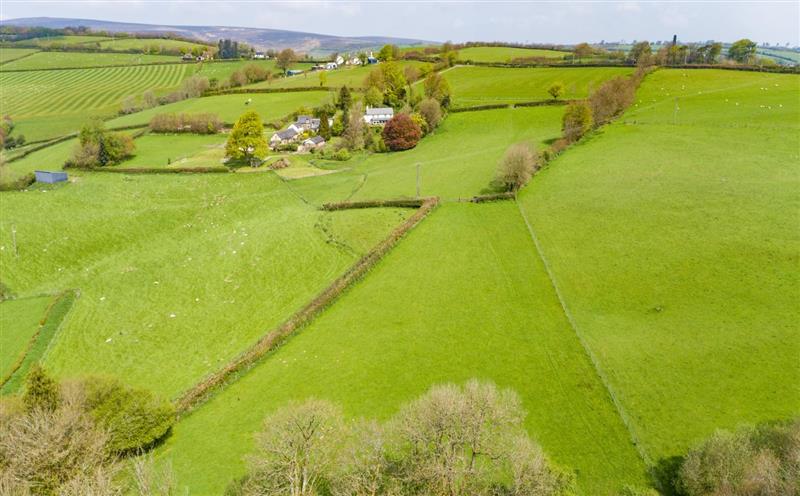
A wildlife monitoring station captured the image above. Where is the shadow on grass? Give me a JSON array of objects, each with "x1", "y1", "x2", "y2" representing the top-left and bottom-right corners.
[{"x1": 650, "y1": 455, "x2": 684, "y2": 496}]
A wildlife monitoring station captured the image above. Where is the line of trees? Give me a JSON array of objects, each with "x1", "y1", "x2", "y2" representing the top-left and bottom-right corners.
[
  {"x1": 149, "y1": 112, "x2": 222, "y2": 134},
  {"x1": 226, "y1": 380, "x2": 575, "y2": 496}
]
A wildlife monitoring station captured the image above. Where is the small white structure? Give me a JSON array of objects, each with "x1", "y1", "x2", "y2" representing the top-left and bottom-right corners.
[
  {"x1": 363, "y1": 107, "x2": 394, "y2": 125},
  {"x1": 335, "y1": 55, "x2": 345, "y2": 65},
  {"x1": 252, "y1": 52, "x2": 267, "y2": 60},
  {"x1": 324, "y1": 62, "x2": 338, "y2": 70}
]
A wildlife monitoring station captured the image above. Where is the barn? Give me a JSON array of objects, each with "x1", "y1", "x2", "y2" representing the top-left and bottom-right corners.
[{"x1": 34, "y1": 171, "x2": 68, "y2": 184}]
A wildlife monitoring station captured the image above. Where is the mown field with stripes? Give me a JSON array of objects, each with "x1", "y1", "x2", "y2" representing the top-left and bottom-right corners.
[{"x1": 0, "y1": 62, "x2": 190, "y2": 140}]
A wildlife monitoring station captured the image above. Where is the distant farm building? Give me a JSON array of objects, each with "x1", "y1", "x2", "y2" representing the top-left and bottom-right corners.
[
  {"x1": 300, "y1": 135, "x2": 326, "y2": 152},
  {"x1": 252, "y1": 52, "x2": 267, "y2": 59},
  {"x1": 270, "y1": 127, "x2": 300, "y2": 148},
  {"x1": 34, "y1": 171, "x2": 68, "y2": 184},
  {"x1": 286, "y1": 69, "x2": 304, "y2": 76},
  {"x1": 294, "y1": 115, "x2": 320, "y2": 132},
  {"x1": 364, "y1": 107, "x2": 394, "y2": 125}
]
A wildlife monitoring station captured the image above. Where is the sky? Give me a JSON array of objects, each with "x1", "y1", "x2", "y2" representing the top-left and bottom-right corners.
[{"x1": 1, "y1": 1, "x2": 798, "y2": 46}]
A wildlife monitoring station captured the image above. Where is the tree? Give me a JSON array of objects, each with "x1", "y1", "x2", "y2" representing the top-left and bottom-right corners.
[
  {"x1": 225, "y1": 111, "x2": 267, "y2": 167},
  {"x1": 424, "y1": 72, "x2": 451, "y2": 107},
  {"x1": 628, "y1": 41, "x2": 652, "y2": 63},
  {"x1": 403, "y1": 65, "x2": 421, "y2": 85},
  {"x1": 573, "y1": 42, "x2": 594, "y2": 60},
  {"x1": 338, "y1": 85, "x2": 352, "y2": 111},
  {"x1": 728, "y1": 38, "x2": 757, "y2": 63},
  {"x1": 382, "y1": 113, "x2": 422, "y2": 151},
  {"x1": 318, "y1": 71, "x2": 328, "y2": 87},
  {"x1": 562, "y1": 102, "x2": 593, "y2": 142},
  {"x1": 547, "y1": 82, "x2": 565, "y2": 100},
  {"x1": 344, "y1": 102, "x2": 366, "y2": 150},
  {"x1": 276, "y1": 48, "x2": 297, "y2": 74},
  {"x1": 379, "y1": 62, "x2": 408, "y2": 107},
  {"x1": 142, "y1": 89, "x2": 157, "y2": 109},
  {"x1": 418, "y1": 98, "x2": 443, "y2": 131},
  {"x1": 410, "y1": 112, "x2": 428, "y2": 135},
  {"x1": 242, "y1": 399, "x2": 344, "y2": 496},
  {"x1": 23, "y1": 365, "x2": 60, "y2": 412},
  {"x1": 318, "y1": 111, "x2": 332, "y2": 140},
  {"x1": 440, "y1": 41, "x2": 459, "y2": 67},
  {"x1": 377, "y1": 44, "x2": 399, "y2": 61},
  {"x1": 364, "y1": 86, "x2": 383, "y2": 107},
  {"x1": 495, "y1": 142, "x2": 538, "y2": 191},
  {"x1": 70, "y1": 121, "x2": 134, "y2": 168}
]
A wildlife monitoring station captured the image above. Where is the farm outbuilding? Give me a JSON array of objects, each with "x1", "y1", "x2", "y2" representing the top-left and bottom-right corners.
[{"x1": 34, "y1": 171, "x2": 68, "y2": 184}]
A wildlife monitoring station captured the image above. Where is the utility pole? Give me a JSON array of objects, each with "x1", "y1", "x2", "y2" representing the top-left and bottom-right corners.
[{"x1": 416, "y1": 163, "x2": 421, "y2": 198}]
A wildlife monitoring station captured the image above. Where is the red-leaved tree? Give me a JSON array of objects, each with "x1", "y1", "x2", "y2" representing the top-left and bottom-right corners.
[{"x1": 382, "y1": 114, "x2": 422, "y2": 151}]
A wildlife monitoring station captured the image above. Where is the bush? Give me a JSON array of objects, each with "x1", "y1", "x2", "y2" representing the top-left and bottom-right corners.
[
  {"x1": 410, "y1": 112, "x2": 428, "y2": 135},
  {"x1": 382, "y1": 113, "x2": 422, "y2": 151},
  {"x1": 335, "y1": 148, "x2": 351, "y2": 161},
  {"x1": 588, "y1": 75, "x2": 636, "y2": 127},
  {"x1": 69, "y1": 121, "x2": 135, "y2": 168},
  {"x1": 495, "y1": 142, "x2": 539, "y2": 191},
  {"x1": 81, "y1": 376, "x2": 176, "y2": 455},
  {"x1": 562, "y1": 102, "x2": 593, "y2": 143},
  {"x1": 418, "y1": 98, "x2": 443, "y2": 131},
  {"x1": 149, "y1": 112, "x2": 223, "y2": 134},
  {"x1": 23, "y1": 365, "x2": 60, "y2": 413},
  {"x1": 677, "y1": 419, "x2": 799, "y2": 496}
]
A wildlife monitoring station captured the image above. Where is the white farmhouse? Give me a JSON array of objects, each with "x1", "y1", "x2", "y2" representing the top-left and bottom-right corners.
[{"x1": 363, "y1": 107, "x2": 394, "y2": 125}]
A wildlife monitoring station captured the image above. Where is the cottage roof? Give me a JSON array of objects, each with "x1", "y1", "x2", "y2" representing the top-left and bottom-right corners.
[
  {"x1": 365, "y1": 107, "x2": 394, "y2": 116},
  {"x1": 275, "y1": 128, "x2": 299, "y2": 140},
  {"x1": 305, "y1": 136, "x2": 325, "y2": 145}
]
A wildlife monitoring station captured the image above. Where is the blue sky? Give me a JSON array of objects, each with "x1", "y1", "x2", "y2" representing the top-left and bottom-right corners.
[{"x1": 2, "y1": 1, "x2": 798, "y2": 45}]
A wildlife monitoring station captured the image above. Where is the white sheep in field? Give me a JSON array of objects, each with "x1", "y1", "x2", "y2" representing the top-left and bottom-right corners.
[{"x1": 245, "y1": 98, "x2": 253, "y2": 105}]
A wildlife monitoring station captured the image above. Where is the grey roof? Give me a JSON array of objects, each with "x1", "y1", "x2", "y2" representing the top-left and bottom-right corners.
[
  {"x1": 305, "y1": 136, "x2": 325, "y2": 145},
  {"x1": 275, "y1": 128, "x2": 299, "y2": 140},
  {"x1": 296, "y1": 115, "x2": 313, "y2": 123},
  {"x1": 366, "y1": 107, "x2": 393, "y2": 116}
]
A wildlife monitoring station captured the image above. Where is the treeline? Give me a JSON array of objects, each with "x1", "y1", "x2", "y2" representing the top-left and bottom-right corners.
[{"x1": 149, "y1": 112, "x2": 222, "y2": 134}]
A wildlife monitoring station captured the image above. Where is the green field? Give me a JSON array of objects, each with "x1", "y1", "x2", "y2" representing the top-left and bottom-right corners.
[
  {"x1": 116, "y1": 133, "x2": 227, "y2": 169},
  {"x1": 518, "y1": 68, "x2": 800, "y2": 462},
  {"x1": 0, "y1": 51, "x2": 179, "y2": 70},
  {"x1": 106, "y1": 91, "x2": 332, "y2": 128},
  {"x1": 0, "y1": 64, "x2": 190, "y2": 141},
  {"x1": 0, "y1": 47, "x2": 39, "y2": 64},
  {"x1": 193, "y1": 59, "x2": 311, "y2": 82},
  {"x1": 457, "y1": 46, "x2": 569, "y2": 62},
  {"x1": 1, "y1": 138, "x2": 78, "y2": 184},
  {"x1": 98, "y1": 37, "x2": 210, "y2": 53},
  {"x1": 156, "y1": 202, "x2": 648, "y2": 494},
  {"x1": 0, "y1": 296, "x2": 51, "y2": 378},
  {"x1": 248, "y1": 60, "x2": 426, "y2": 89},
  {"x1": 445, "y1": 66, "x2": 632, "y2": 107},
  {"x1": 13, "y1": 35, "x2": 112, "y2": 47},
  {"x1": 0, "y1": 173, "x2": 411, "y2": 398}
]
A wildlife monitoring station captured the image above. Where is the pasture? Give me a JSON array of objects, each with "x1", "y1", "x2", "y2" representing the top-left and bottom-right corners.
[
  {"x1": 0, "y1": 63, "x2": 190, "y2": 141},
  {"x1": 114, "y1": 133, "x2": 227, "y2": 169},
  {"x1": 248, "y1": 60, "x2": 427, "y2": 89},
  {"x1": 0, "y1": 47, "x2": 38, "y2": 64},
  {"x1": 518, "y1": 68, "x2": 800, "y2": 462},
  {"x1": 156, "y1": 202, "x2": 648, "y2": 495},
  {"x1": 193, "y1": 59, "x2": 313, "y2": 82},
  {"x1": 12, "y1": 35, "x2": 111, "y2": 47},
  {"x1": 98, "y1": 37, "x2": 210, "y2": 53},
  {"x1": 0, "y1": 295, "x2": 51, "y2": 379},
  {"x1": 0, "y1": 51, "x2": 179, "y2": 70},
  {"x1": 1, "y1": 138, "x2": 78, "y2": 184},
  {"x1": 457, "y1": 46, "x2": 569, "y2": 62},
  {"x1": 444, "y1": 65, "x2": 631, "y2": 107},
  {"x1": 106, "y1": 91, "x2": 332, "y2": 128},
  {"x1": 0, "y1": 173, "x2": 411, "y2": 398}
]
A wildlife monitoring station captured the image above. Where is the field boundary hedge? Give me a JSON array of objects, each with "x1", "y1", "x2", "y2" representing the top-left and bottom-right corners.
[
  {"x1": 5, "y1": 134, "x2": 78, "y2": 164},
  {"x1": 321, "y1": 198, "x2": 430, "y2": 210},
  {"x1": 0, "y1": 49, "x2": 40, "y2": 66},
  {"x1": 174, "y1": 197, "x2": 439, "y2": 414},
  {"x1": 0, "y1": 173, "x2": 35, "y2": 191},
  {"x1": 451, "y1": 99, "x2": 573, "y2": 113},
  {"x1": 88, "y1": 166, "x2": 229, "y2": 174},
  {"x1": 204, "y1": 86, "x2": 334, "y2": 96},
  {"x1": 0, "y1": 290, "x2": 78, "y2": 394},
  {"x1": 0, "y1": 59, "x2": 191, "y2": 73}
]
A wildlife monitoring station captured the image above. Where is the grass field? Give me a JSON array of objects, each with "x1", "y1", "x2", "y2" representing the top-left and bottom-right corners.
[
  {"x1": 115, "y1": 133, "x2": 227, "y2": 169},
  {"x1": 13, "y1": 35, "x2": 111, "y2": 47},
  {"x1": 98, "y1": 38, "x2": 210, "y2": 53},
  {"x1": 0, "y1": 63, "x2": 190, "y2": 141},
  {"x1": 457, "y1": 46, "x2": 569, "y2": 62},
  {"x1": 156, "y1": 202, "x2": 648, "y2": 495},
  {"x1": 0, "y1": 296, "x2": 51, "y2": 378},
  {"x1": 0, "y1": 47, "x2": 39, "y2": 64},
  {"x1": 518, "y1": 68, "x2": 800, "y2": 463},
  {"x1": 193, "y1": 60, "x2": 313, "y2": 82},
  {"x1": 106, "y1": 91, "x2": 332, "y2": 128},
  {"x1": 0, "y1": 51, "x2": 179, "y2": 70},
  {"x1": 445, "y1": 66, "x2": 632, "y2": 107},
  {"x1": 247, "y1": 60, "x2": 426, "y2": 89},
  {"x1": 1, "y1": 138, "x2": 78, "y2": 185},
  {"x1": 0, "y1": 173, "x2": 411, "y2": 398},
  {"x1": 287, "y1": 106, "x2": 563, "y2": 204}
]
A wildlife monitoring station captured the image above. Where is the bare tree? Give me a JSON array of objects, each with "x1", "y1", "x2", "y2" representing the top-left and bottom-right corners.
[
  {"x1": 243, "y1": 399, "x2": 344, "y2": 496},
  {"x1": 495, "y1": 142, "x2": 538, "y2": 191},
  {"x1": 330, "y1": 421, "x2": 393, "y2": 496},
  {"x1": 344, "y1": 102, "x2": 366, "y2": 151}
]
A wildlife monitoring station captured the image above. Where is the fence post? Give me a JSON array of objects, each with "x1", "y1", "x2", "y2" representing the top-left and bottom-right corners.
[
  {"x1": 416, "y1": 163, "x2": 421, "y2": 198},
  {"x1": 11, "y1": 224, "x2": 18, "y2": 257}
]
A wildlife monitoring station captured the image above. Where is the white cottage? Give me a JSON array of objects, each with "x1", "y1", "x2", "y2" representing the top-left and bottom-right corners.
[{"x1": 363, "y1": 107, "x2": 394, "y2": 125}]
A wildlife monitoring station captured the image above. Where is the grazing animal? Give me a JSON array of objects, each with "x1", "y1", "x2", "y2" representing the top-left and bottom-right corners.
[{"x1": 245, "y1": 98, "x2": 252, "y2": 105}]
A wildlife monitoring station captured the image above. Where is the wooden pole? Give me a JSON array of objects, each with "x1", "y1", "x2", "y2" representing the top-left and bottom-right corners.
[
  {"x1": 416, "y1": 163, "x2": 421, "y2": 198},
  {"x1": 11, "y1": 224, "x2": 18, "y2": 257}
]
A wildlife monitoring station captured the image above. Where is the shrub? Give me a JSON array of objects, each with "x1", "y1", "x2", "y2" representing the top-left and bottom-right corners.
[
  {"x1": 382, "y1": 113, "x2": 422, "y2": 151},
  {"x1": 81, "y1": 376, "x2": 176, "y2": 455},
  {"x1": 677, "y1": 419, "x2": 799, "y2": 496},
  {"x1": 418, "y1": 98, "x2": 443, "y2": 131},
  {"x1": 410, "y1": 112, "x2": 428, "y2": 135},
  {"x1": 588, "y1": 75, "x2": 636, "y2": 127},
  {"x1": 23, "y1": 365, "x2": 60, "y2": 413},
  {"x1": 149, "y1": 112, "x2": 223, "y2": 134},
  {"x1": 69, "y1": 121, "x2": 135, "y2": 167},
  {"x1": 562, "y1": 102, "x2": 593, "y2": 142},
  {"x1": 548, "y1": 82, "x2": 565, "y2": 100},
  {"x1": 495, "y1": 142, "x2": 538, "y2": 191}
]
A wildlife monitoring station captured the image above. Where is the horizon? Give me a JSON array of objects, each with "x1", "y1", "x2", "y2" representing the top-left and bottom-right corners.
[{"x1": 2, "y1": 1, "x2": 799, "y2": 46}]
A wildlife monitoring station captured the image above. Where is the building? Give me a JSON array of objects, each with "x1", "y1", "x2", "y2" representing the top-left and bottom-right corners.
[
  {"x1": 367, "y1": 56, "x2": 378, "y2": 64},
  {"x1": 286, "y1": 69, "x2": 304, "y2": 76},
  {"x1": 294, "y1": 115, "x2": 320, "y2": 132},
  {"x1": 34, "y1": 170, "x2": 68, "y2": 184},
  {"x1": 270, "y1": 127, "x2": 300, "y2": 148},
  {"x1": 252, "y1": 52, "x2": 267, "y2": 60},
  {"x1": 363, "y1": 107, "x2": 394, "y2": 125},
  {"x1": 324, "y1": 62, "x2": 338, "y2": 70},
  {"x1": 300, "y1": 135, "x2": 326, "y2": 152},
  {"x1": 335, "y1": 55, "x2": 345, "y2": 65}
]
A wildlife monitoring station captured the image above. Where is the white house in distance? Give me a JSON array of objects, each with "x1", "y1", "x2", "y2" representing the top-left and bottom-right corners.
[
  {"x1": 364, "y1": 107, "x2": 394, "y2": 125},
  {"x1": 252, "y1": 52, "x2": 267, "y2": 59},
  {"x1": 335, "y1": 55, "x2": 345, "y2": 65}
]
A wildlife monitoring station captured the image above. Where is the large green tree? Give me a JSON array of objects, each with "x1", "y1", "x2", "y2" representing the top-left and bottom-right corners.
[
  {"x1": 275, "y1": 48, "x2": 297, "y2": 74},
  {"x1": 728, "y1": 38, "x2": 757, "y2": 63},
  {"x1": 225, "y1": 111, "x2": 267, "y2": 167}
]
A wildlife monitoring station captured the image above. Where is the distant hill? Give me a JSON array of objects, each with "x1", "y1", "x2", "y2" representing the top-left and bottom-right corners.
[{"x1": 0, "y1": 17, "x2": 435, "y2": 55}]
